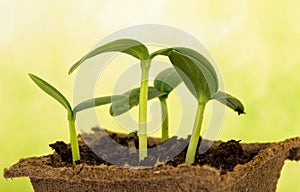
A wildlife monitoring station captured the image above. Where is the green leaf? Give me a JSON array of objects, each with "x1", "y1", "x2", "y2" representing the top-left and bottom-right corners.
[
  {"x1": 73, "y1": 95, "x2": 127, "y2": 115},
  {"x1": 110, "y1": 87, "x2": 167, "y2": 116},
  {"x1": 151, "y1": 48, "x2": 218, "y2": 102},
  {"x1": 109, "y1": 96, "x2": 130, "y2": 116},
  {"x1": 154, "y1": 67, "x2": 182, "y2": 94},
  {"x1": 212, "y1": 91, "x2": 245, "y2": 115},
  {"x1": 172, "y1": 47, "x2": 218, "y2": 91},
  {"x1": 68, "y1": 39, "x2": 149, "y2": 74},
  {"x1": 28, "y1": 73, "x2": 72, "y2": 113},
  {"x1": 168, "y1": 50, "x2": 218, "y2": 102},
  {"x1": 150, "y1": 48, "x2": 173, "y2": 59}
]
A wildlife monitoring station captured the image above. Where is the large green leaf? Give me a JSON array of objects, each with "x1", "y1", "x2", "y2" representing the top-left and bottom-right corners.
[
  {"x1": 168, "y1": 50, "x2": 218, "y2": 102},
  {"x1": 110, "y1": 87, "x2": 167, "y2": 116},
  {"x1": 69, "y1": 39, "x2": 150, "y2": 74},
  {"x1": 212, "y1": 91, "x2": 245, "y2": 115},
  {"x1": 73, "y1": 95, "x2": 127, "y2": 115},
  {"x1": 151, "y1": 48, "x2": 218, "y2": 102},
  {"x1": 29, "y1": 73, "x2": 72, "y2": 113},
  {"x1": 154, "y1": 67, "x2": 182, "y2": 94},
  {"x1": 172, "y1": 47, "x2": 218, "y2": 91}
]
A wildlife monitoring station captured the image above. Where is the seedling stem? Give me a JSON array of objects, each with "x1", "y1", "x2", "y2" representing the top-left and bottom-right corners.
[
  {"x1": 160, "y1": 97, "x2": 169, "y2": 142},
  {"x1": 185, "y1": 102, "x2": 206, "y2": 164},
  {"x1": 68, "y1": 114, "x2": 80, "y2": 164},
  {"x1": 138, "y1": 59, "x2": 151, "y2": 160}
]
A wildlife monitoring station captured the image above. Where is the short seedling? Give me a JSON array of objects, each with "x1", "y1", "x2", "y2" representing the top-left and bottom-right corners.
[
  {"x1": 29, "y1": 74, "x2": 124, "y2": 164},
  {"x1": 151, "y1": 47, "x2": 245, "y2": 164}
]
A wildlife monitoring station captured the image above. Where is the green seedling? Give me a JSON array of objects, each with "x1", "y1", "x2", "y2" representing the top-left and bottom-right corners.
[
  {"x1": 151, "y1": 47, "x2": 245, "y2": 164},
  {"x1": 68, "y1": 39, "x2": 152, "y2": 161},
  {"x1": 68, "y1": 38, "x2": 245, "y2": 163},
  {"x1": 29, "y1": 74, "x2": 124, "y2": 164},
  {"x1": 154, "y1": 68, "x2": 182, "y2": 141}
]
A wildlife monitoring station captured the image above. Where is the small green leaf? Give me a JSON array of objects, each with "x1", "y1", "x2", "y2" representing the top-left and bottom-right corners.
[
  {"x1": 154, "y1": 67, "x2": 182, "y2": 94},
  {"x1": 212, "y1": 91, "x2": 245, "y2": 115},
  {"x1": 73, "y1": 95, "x2": 127, "y2": 115},
  {"x1": 28, "y1": 73, "x2": 72, "y2": 113},
  {"x1": 68, "y1": 39, "x2": 149, "y2": 74},
  {"x1": 109, "y1": 96, "x2": 130, "y2": 116},
  {"x1": 110, "y1": 87, "x2": 167, "y2": 116}
]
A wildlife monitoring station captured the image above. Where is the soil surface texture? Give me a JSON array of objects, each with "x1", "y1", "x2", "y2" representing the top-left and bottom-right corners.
[{"x1": 49, "y1": 128, "x2": 256, "y2": 173}]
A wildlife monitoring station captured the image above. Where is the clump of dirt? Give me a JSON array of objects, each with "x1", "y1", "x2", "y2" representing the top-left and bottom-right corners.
[{"x1": 48, "y1": 128, "x2": 257, "y2": 173}]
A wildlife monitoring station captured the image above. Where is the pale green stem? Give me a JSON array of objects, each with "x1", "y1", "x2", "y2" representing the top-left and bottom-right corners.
[
  {"x1": 138, "y1": 59, "x2": 151, "y2": 161},
  {"x1": 160, "y1": 97, "x2": 169, "y2": 142},
  {"x1": 185, "y1": 102, "x2": 206, "y2": 164},
  {"x1": 68, "y1": 114, "x2": 80, "y2": 164}
]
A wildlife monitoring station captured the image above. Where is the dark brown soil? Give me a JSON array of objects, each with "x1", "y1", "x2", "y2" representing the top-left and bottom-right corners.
[{"x1": 48, "y1": 128, "x2": 257, "y2": 173}]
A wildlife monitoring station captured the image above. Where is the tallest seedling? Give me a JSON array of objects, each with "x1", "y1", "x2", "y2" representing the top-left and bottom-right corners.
[{"x1": 68, "y1": 39, "x2": 151, "y2": 160}]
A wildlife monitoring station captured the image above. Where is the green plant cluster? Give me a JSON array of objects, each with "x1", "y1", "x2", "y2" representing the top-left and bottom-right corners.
[{"x1": 29, "y1": 38, "x2": 245, "y2": 165}]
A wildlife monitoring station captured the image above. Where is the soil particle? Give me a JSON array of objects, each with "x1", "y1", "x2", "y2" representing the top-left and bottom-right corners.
[{"x1": 48, "y1": 128, "x2": 256, "y2": 173}]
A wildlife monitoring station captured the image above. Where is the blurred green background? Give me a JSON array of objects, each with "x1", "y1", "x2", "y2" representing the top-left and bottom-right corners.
[{"x1": 1, "y1": 0, "x2": 299, "y2": 191}]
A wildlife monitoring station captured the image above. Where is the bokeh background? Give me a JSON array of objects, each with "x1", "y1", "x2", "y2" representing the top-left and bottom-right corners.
[{"x1": 1, "y1": 0, "x2": 299, "y2": 191}]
